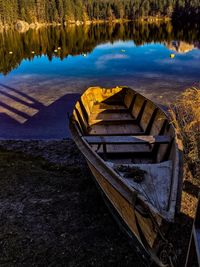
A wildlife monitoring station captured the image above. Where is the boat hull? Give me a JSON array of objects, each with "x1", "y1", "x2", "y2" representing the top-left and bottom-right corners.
[
  {"x1": 87, "y1": 160, "x2": 156, "y2": 262},
  {"x1": 87, "y1": 161, "x2": 153, "y2": 265},
  {"x1": 69, "y1": 86, "x2": 183, "y2": 266}
]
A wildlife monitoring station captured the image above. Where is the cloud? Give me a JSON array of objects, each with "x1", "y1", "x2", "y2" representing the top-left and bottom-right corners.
[
  {"x1": 97, "y1": 41, "x2": 134, "y2": 49},
  {"x1": 96, "y1": 53, "x2": 129, "y2": 69}
]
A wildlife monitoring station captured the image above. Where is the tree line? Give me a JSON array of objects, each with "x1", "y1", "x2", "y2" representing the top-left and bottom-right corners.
[{"x1": 0, "y1": 0, "x2": 200, "y2": 25}]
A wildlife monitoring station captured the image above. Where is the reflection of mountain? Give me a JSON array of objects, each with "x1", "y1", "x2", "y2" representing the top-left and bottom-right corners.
[
  {"x1": 0, "y1": 22, "x2": 200, "y2": 75},
  {"x1": 166, "y1": 41, "x2": 197, "y2": 53}
]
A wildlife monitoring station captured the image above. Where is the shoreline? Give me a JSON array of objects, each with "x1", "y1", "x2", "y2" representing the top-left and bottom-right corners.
[{"x1": 0, "y1": 17, "x2": 171, "y2": 32}]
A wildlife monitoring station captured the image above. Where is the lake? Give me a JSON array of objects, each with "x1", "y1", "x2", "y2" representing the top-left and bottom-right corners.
[{"x1": 0, "y1": 22, "x2": 199, "y2": 139}]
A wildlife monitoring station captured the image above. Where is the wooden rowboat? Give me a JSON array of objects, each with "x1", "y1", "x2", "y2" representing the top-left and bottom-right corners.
[{"x1": 70, "y1": 86, "x2": 183, "y2": 266}]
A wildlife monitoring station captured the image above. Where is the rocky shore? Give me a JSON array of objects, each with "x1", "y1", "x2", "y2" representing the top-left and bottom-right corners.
[
  {"x1": 0, "y1": 139, "x2": 199, "y2": 266},
  {"x1": 0, "y1": 139, "x2": 145, "y2": 267},
  {"x1": 0, "y1": 139, "x2": 83, "y2": 165},
  {"x1": 0, "y1": 17, "x2": 170, "y2": 33}
]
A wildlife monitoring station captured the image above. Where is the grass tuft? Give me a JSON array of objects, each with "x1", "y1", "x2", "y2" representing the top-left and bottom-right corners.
[{"x1": 170, "y1": 87, "x2": 200, "y2": 179}]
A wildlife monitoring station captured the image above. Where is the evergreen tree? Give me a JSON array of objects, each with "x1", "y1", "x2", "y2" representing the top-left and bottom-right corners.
[{"x1": 0, "y1": 0, "x2": 199, "y2": 26}]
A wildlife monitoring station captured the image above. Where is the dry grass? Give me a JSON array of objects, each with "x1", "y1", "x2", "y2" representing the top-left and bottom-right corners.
[
  {"x1": 165, "y1": 88, "x2": 200, "y2": 266},
  {"x1": 170, "y1": 87, "x2": 200, "y2": 180}
]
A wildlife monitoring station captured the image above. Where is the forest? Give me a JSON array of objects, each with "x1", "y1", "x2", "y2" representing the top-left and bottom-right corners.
[{"x1": 0, "y1": 0, "x2": 200, "y2": 25}]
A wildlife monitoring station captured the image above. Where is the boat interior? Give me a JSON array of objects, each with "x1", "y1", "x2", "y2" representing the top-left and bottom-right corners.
[{"x1": 72, "y1": 87, "x2": 178, "y2": 215}]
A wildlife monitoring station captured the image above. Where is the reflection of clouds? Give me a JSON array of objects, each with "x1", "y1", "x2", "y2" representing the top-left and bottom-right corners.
[
  {"x1": 15, "y1": 74, "x2": 38, "y2": 79},
  {"x1": 97, "y1": 41, "x2": 134, "y2": 49},
  {"x1": 144, "y1": 48, "x2": 157, "y2": 55},
  {"x1": 154, "y1": 58, "x2": 175, "y2": 64},
  {"x1": 155, "y1": 57, "x2": 200, "y2": 69},
  {"x1": 190, "y1": 51, "x2": 200, "y2": 59},
  {"x1": 141, "y1": 73, "x2": 163, "y2": 79},
  {"x1": 96, "y1": 54, "x2": 129, "y2": 69}
]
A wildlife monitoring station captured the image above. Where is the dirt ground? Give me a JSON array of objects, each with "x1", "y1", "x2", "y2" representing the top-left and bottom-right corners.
[
  {"x1": 0, "y1": 140, "x2": 145, "y2": 267},
  {"x1": 0, "y1": 140, "x2": 199, "y2": 267}
]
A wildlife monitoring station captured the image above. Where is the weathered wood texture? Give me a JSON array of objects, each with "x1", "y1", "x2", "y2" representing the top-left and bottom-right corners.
[
  {"x1": 71, "y1": 86, "x2": 182, "y2": 221},
  {"x1": 70, "y1": 86, "x2": 183, "y2": 266},
  {"x1": 88, "y1": 162, "x2": 157, "y2": 248},
  {"x1": 84, "y1": 135, "x2": 170, "y2": 145},
  {"x1": 108, "y1": 161, "x2": 173, "y2": 212}
]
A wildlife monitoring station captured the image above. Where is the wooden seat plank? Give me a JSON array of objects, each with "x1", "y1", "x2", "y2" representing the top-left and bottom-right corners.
[
  {"x1": 89, "y1": 123, "x2": 143, "y2": 135},
  {"x1": 84, "y1": 135, "x2": 170, "y2": 145},
  {"x1": 92, "y1": 144, "x2": 152, "y2": 154},
  {"x1": 89, "y1": 118, "x2": 136, "y2": 125},
  {"x1": 92, "y1": 103, "x2": 127, "y2": 112},
  {"x1": 90, "y1": 112, "x2": 133, "y2": 122}
]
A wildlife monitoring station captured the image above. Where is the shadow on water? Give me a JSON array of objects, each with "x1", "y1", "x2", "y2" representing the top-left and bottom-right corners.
[{"x1": 0, "y1": 83, "x2": 80, "y2": 139}]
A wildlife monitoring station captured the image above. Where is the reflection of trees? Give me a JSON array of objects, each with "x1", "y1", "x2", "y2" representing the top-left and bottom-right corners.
[{"x1": 0, "y1": 22, "x2": 199, "y2": 75}]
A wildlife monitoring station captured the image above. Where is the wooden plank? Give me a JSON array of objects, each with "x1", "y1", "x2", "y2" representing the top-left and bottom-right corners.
[
  {"x1": 136, "y1": 100, "x2": 147, "y2": 123},
  {"x1": 89, "y1": 107, "x2": 136, "y2": 125},
  {"x1": 90, "y1": 112, "x2": 133, "y2": 122},
  {"x1": 88, "y1": 162, "x2": 158, "y2": 248},
  {"x1": 112, "y1": 161, "x2": 172, "y2": 212},
  {"x1": 89, "y1": 118, "x2": 136, "y2": 125},
  {"x1": 89, "y1": 123, "x2": 143, "y2": 135},
  {"x1": 74, "y1": 104, "x2": 88, "y2": 134},
  {"x1": 84, "y1": 135, "x2": 170, "y2": 145},
  {"x1": 92, "y1": 143, "x2": 152, "y2": 153},
  {"x1": 124, "y1": 89, "x2": 135, "y2": 109},
  {"x1": 87, "y1": 162, "x2": 141, "y2": 242},
  {"x1": 92, "y1": 103, "x2": 127, "y2": 112},
  {"x1": 98, "y1": 151, "x2": 153, "y2": 158},
  {"x1": 144, "y1": 108, "x2": 158, "y2": 134},
  {"x1": 131, "y1": 94, "x2": 145, "y2": 119}
]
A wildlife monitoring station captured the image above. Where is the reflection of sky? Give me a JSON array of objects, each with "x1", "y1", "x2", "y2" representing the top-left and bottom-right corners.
[
  {"x1": 97, "y1": 41, "x2": 136, "y2": 49},
  {"x1": 1, "y1": 41, "x2": 199, "y2": 82}
]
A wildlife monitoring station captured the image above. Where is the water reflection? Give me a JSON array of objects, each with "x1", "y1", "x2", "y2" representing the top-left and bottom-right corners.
[
  {"x1": 0, "y1": 22, "x2": 200, "y2": 139},
  {"x1": 0, "y1": 22, "x2": 200, "y2": 75}
]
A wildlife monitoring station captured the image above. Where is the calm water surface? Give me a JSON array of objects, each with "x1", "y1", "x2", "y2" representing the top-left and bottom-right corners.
[{"x1": 0, "y1": 22, "x2": 199, "y2": 139}]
